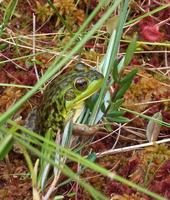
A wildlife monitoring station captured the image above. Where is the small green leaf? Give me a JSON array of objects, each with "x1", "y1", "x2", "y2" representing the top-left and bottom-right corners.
[
  {"x1": 107, "y1": 99, "x2": 124, "y2": 113},
  {"x1": 120, "y1": 68, "x2": 138, "y2": 85},
  {"x1": 67, "y1": 192, "x2": 76, "y2": 198},
  {"x1": 114, "y1": 69, "x2": 138, "y2": 101},
  {"x1": 124, "y1": 33, "x2": 137, "y2": 66},
  {"x1": 107, "y1": 110, "x2": 125, "y2": 117},
  {"x1": 112, "y1": 60, "x2": 120, "y2": 83},
  {"x1": 114, "y1": 83, "x2": 130, "y2": 101},
  {"x1": 54, "y1": 195, "x2": 64, "y2": 200},
  {"x1": 32, "y1": 59, "x2": 44, "y2": 65},
  {"x1": 146, "y1": 112, "x2": 162, "y2": 142},
  {"x1": 107, "y1": 116, "x2": 130, "y2": 123},
  {"x1": 0, "y1": 43, "x2": 8, "y2": 51}
]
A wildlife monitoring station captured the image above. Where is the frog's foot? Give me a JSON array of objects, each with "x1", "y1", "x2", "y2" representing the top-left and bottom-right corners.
[{"x1": 72, "y1": 123, "x2": 105, "y2": 136}]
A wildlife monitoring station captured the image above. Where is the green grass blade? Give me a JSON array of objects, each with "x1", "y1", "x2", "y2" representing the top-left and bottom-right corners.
[
  {"x1": 0, "y1": 83, "x2": 33, "y2": 89},
  {"x1": 122, "y1": 107, "x2": 170, "y2": 128},
  {"x1": 0, "y1": 0, "x2": 18, "y2": 36},
  {"x1": 47, "y1": 0, "x2": 72, "y2": 34},
  {"x1": 124, "y1": 33, "x2": 137, "y2": 66},
  {"x1": 113, "y1": 68, "x2": 138, "y2": 100},
  {"x1": 125, "y1": 3, "x2": 170, "y2": 26},
  {"x1": 0, "y1": 133, "x2": 13, "y2": 160}
]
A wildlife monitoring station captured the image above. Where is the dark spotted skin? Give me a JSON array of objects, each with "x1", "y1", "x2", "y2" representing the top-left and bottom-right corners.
[
  {"x1": 37, "y1": 87, "x2": 65, "y2": 135},
  {"x1": 35, "y1": 64, "x2": 103, "y2": 136}
]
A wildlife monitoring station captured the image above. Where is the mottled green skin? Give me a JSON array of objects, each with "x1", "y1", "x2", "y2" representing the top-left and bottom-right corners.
[{"x1": 36, "y1": 64, "x2": 104, "y2": 136}]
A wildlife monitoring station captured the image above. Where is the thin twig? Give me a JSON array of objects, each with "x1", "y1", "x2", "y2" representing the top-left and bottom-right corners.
[
  {"x1": 0, "y1": 52, "x2": 27, "y2": 71},
  {"x1": 32, "y1": 13, "x2": 40, "y2": 83},
  {"x1": 112, "y1": 123, "x2": 121, "y2": 149},
  {"x1": 97, "y1": 138, "x2": 170, "y2": 158}
]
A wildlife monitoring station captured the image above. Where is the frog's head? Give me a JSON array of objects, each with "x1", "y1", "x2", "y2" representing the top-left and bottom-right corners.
[{"x1": 62, "y1": 63, "x2": 104, "y2": 110}]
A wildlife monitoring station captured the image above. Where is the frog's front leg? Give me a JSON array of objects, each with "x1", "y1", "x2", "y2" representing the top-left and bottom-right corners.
[{"x1": 72, "y1": 123, "x2": 104, "y2": 136}]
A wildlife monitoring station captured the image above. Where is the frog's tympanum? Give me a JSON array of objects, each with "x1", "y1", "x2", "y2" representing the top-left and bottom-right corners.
[{"x1": 35, "y1": 63, "x2": 104, "y2": 136}]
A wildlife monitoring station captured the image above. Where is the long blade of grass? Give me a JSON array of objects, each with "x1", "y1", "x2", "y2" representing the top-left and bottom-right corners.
[
  {"x1": 121, "y1": 107, "x2": 170, "y2": 128},
  {"x1": 124, "y1": 33, "x2": 137, "y2": 66},
  {"x1": 0, "y1": 83, "x2": 33, "y2": 89},
  {"x1": 0, "y1": 51, "x2": 44, "y2": 65},
  {"x1": 125, "y1": 3, "x2": 170, "y2": 27}
]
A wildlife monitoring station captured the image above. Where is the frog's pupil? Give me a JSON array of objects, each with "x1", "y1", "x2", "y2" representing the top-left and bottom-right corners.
[{"x1": 75, "y1": 78, "x2": 88, "y2": 91}]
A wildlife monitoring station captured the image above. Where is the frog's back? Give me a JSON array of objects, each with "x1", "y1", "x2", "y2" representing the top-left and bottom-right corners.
[{"x1": 37, "y1": 78, "x2": 66, "y2": 135}]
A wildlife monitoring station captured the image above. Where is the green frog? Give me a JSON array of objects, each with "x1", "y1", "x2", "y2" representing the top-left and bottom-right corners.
[
  {"x1": 25, "y1": 63, "x2": 104, "y2": 190},
  {"x1": 27, "y1": 63, "x2": 104, "y2": 136}
]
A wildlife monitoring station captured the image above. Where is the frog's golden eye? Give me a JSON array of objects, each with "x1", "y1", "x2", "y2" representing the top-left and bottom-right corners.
[
  {"x1": 64, "y1": 90, "x2": 76, "y2": 101},
  {"x1": 75, "y1": 78, "x2": 89, "y2": 91}
]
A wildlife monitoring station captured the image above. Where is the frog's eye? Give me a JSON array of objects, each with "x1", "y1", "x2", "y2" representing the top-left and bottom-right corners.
[
  {"x1": 64, "y1": 90, "x2": 76, "y2": 101},
  {"x1": 75, "y1": 78, "x2": 89, "y2": 91}
]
